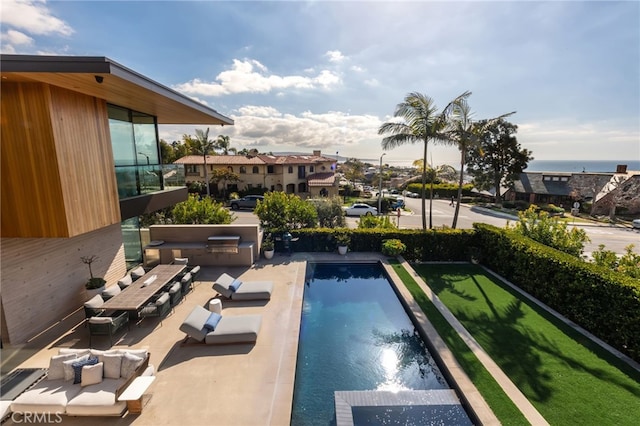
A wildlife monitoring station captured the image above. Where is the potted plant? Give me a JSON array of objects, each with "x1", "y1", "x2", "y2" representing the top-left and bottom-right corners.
[
  {"x1": 262, "y1": 237, "x2": 275, "y2": 260},
  {"x1": 335, "y1": 233, "x2": 351, "y2": 255},
  {"x1": 81, "y1": 255, "x2": 106, "y2": 297}
]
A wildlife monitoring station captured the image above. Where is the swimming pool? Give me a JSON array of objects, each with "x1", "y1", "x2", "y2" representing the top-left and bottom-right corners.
[{"x1": 291, "y1": 263, "x2": 468, "y2": 425}]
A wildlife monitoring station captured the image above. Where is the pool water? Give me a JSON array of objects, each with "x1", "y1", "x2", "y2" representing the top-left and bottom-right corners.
[{"x1": 291, "y1": 263, "x2": 449, "y2": 425}]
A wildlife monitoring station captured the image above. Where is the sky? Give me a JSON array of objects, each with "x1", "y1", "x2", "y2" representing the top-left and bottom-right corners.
[{"x1": 2, "y1": 0, "x2": 639, "y2": 167}]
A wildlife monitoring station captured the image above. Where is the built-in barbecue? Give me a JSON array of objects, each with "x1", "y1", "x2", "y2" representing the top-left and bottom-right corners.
[{"x1": 206, "y1": 235, "x2": 241, "y2": 254}]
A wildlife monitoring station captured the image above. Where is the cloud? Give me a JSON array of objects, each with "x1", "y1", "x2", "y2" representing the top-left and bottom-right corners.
[
  {"x1": 2, "y1": 29, "x2": 34, "y2": 46},
  {"x1": 173, "y1": 58, "x2": 341, "y2": 97},
  {"x1": 159, "y1": 105, "x2": 382, "y2": 151},
  {"x1": 325, "y1": 50, "x2": 346, "y2": 63},
  {"x1": 1, "y1": 0, "x2": 73, "y2": 36}
]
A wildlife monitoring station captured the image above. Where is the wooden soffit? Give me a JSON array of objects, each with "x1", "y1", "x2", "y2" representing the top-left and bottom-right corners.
[{"x1": 0, "y1": 54, "x2": 233, "y2": 126}]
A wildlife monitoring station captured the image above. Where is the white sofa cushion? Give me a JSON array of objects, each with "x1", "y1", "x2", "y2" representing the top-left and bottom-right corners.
[
  {"x1": 102, "y1": 354, "x2": 123, "y2": 379},
  {"x1": 117, "y1": 348, "x2": 148, "y2": 359},
  {"x1": 11, "y1": 379, "x2": 81, "y2": 414},
  {"x1": 63, "y1": 355, "x2": 88, "y2": 381},
  {"x1": 47, "y1": 353, "x2": 77, "y2": 380},
  {"x1": 120, "y1": 352, "x2": 144, "y2": 379},
  {"x1": 89, "y1": 348, "x2": 119, "y2": 363},
  {"x1": 65, "y1": 378, "x2": 127, "y2": 416},
  {"x1": 58, "y1": 348, "x2": 91, "y2": 357},
  {"x1": 81, "y1": 363, "x2": 103, "y2": 387}
]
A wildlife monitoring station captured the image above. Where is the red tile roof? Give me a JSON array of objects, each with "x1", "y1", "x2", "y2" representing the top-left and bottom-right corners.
[{"x1": 307, "y1": 172, "x2": 336, "y2": 186}]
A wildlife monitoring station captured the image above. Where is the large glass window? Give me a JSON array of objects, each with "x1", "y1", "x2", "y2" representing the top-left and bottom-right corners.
[{"x1": 108, "y1": 105, "x2": 162, "y2": 198}]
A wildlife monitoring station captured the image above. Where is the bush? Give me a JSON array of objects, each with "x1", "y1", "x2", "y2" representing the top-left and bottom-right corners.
[
  {"x1": 382, "y1": 239, "x2": 406, "y2": 256},
  {"x1": 514, "y1": 200, "x2": 530, "y2": 210},
  {"x1": 502, "y1": 201, "x2": 516, "y2": 209},
  {"x1": 474, "y1": 223, "x2": 640, "y2": 361},
  {"x1": 171, "y1": 194, "x2": 234, "y2": 224}
]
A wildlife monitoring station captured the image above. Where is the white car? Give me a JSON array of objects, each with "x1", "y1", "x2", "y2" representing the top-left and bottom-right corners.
[
  {"x1": 343, "y1": 203, "x2": 378, "y2": 216},
  {"x1": 632, "y1": 219, "x2": 640, "y2": 229}
]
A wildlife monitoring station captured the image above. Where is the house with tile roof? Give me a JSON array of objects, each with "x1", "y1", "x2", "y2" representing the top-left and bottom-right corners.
[{"x1": 174, "y1": 150, "x2": 338, "y2": 198}]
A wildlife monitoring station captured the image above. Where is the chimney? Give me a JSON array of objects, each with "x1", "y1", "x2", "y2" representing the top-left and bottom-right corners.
[
  {"x1": 616, "y1": 164, "x2": 627, "y2": 173},
  {"x1": 313, "y1": 150, "x2": 321, "y2": 157}
]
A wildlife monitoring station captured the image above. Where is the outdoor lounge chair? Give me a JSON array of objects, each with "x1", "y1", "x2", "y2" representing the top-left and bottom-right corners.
[
  {"x1": 212, "y1": 273, "x2": 273, "y2": 301},
  {"x1": 88, "y1": 311, "x2": 129, "y2": 346},
  {"x1": 179, "y1": 305, "x2": 262, "y2": 344}
]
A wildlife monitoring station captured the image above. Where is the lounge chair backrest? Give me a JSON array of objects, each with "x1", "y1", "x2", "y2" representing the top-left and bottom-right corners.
[{"x1": 179, "y1": 305, "x2": 211, "y2": 342}]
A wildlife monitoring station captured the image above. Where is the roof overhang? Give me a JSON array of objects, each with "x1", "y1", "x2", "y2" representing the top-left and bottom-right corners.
[{"x1": 0, "y1": 54, "x2": 233, "y2": 126}]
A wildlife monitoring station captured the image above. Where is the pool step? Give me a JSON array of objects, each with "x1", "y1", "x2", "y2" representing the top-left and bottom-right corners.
[{"x1": 335, "y1": 390, "x2": 473, "y2": 426}]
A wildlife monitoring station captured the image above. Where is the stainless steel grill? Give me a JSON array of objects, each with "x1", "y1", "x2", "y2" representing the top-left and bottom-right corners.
[{"x1": 206, "y1": 236, "x2": 241, "y2": 254}]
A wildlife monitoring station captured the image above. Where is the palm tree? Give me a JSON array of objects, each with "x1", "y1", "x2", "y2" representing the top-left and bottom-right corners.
[
  {"x1": 216, "y1": 134, "x2": 232, "y2": 155},
  {"x1": 447, "y1": 98, "x2": 515, "y2": 228},
  {"x1": 192, "y1": 128, "x2": 217, "y2": 198},
  {"x1": 378, "y1": 91, "x2": 470, "y2": 230}
]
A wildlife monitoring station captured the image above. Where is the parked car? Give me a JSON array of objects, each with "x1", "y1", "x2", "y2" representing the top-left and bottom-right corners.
[
  {"x1": 230, "y1": 195, "x2": 264, "y2": 210},
  {"x1": 406, "y1": 192, "x2": 420, "y2": 198},
  {"x1": 632, "y1": 219, "x2": 640, "y2": 229},
  {"x1": 362, "y1": 191, "x2": 373, "y2": 198},
  {"x1": 343, "y1": 203, "x2": 378, "y2": 216}
]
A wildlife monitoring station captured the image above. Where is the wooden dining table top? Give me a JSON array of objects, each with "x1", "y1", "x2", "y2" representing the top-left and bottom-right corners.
[{"x1": 100, "y1": 264, "x2": 186, "y2": 311}]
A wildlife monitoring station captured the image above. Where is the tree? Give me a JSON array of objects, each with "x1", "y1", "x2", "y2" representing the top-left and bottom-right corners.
[
  {"x1": 507, "y1": 205, "x2": 590, "y2": 257},
  {"x1": 191, "y1": 128, "x2": 217, "y2": 198},
  {"x1": 343, "y1": 158, "x2": 365, "y2": 186},
  {"x1": 592, "y1": 244, "x2": 640, "y2": 279},
  {"x1": 379, "y1": 91, "x2": 470, "y2": 230},
  {"x1": 171, "y1": 194, "x2": 234, "y2": 224},
  {"x1": 216, "y1": 135, "x2": 235, "y2": 155},
  {"x1": 209, "y1": 168, "x2": 240, "y2": 199},
  {"x1": 465, "y1": 119, "x2": 532, "y2": 204},
  {"x1": 254, "y1": 192, "x2": 318, "y2": 234},
  {"x1": 308, "y1": 197, "x2": 346, "y2": 228},
  {"x1": 446, "y1": 96, "x2": 515, "y2": 229}
]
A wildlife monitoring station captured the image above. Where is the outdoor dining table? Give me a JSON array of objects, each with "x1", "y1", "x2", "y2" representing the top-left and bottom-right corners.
[{"x1": 100, "y1": 264, "x2": 186, "y2": 312}]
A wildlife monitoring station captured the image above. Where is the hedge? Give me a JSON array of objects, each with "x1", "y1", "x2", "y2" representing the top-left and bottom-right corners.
[
  {"x1": 290, "y1": 228, "x2": 476, "y2": 262},
  {"x1": 473, "y1": 223, "x2": 640, "y2": 361}
]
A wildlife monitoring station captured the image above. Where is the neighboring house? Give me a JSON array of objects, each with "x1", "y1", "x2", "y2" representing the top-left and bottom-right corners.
[
  {"x1": 174, "y1": 150, "x2": 338, "y2": 198},
  {"x1": 0, "y1": 54, "x2": 233, "y2": 345},
  {"x1": 505, "y1": 165, "x2": 640, "y2": 215}
]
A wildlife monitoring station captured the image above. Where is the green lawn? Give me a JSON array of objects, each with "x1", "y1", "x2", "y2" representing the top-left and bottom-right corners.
[{"x1": 411, "y1": 263, "x2": 640, "y2": 426}]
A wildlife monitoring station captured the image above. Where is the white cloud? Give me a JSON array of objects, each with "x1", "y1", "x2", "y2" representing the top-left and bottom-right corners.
[
  {"x1": 325, "y1": 50, "x2": 346, "y2": 63},
  {"x1": 350, "y1": 65, "x2": 364, "y2": 72},
  {"x1": 364, "y1": 78, "x2": 380, "y2": 87},
  {"x1": 173, "y1": 58, "x2": 341, "y2": 96},
  {"x1": 1, "y1": 0, "x2": 73, "y2": 36},
  {"x1": 2, "y1": 29, "x2": 34, "y2": 46}
]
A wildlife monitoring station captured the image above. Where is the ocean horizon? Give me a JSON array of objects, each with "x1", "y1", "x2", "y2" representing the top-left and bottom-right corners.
[{"x1": 526, "y1": 160, "x2": 640, "y2": 173}]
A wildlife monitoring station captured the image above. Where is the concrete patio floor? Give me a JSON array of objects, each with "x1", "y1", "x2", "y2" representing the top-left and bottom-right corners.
[{"x1": 1, "y1": 253, "x2": 508, "y2": 425}]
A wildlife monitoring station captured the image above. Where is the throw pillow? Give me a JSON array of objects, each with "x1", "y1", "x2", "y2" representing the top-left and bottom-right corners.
[
  {"x1": 102, "y1": 354, "x2": 123, "y2": 379},
  {"x1": 120, "y1": 352, "x2": 144, "y2": 379},
  {"x1": 89, "y1": 348, "x2": 119, "y2": 362},
  {"x1": 118, "y1": 348, "x2": 148, "y2": 359},
  {"x1": 72, "y1": 356, "x2": 98, "y2": 384},
  {"x1": 63, "y1": 354, "x2": 89, "y2": 381},
  {"x1": 47, "y1": 353, "x2": 77, "y2": 380},
  {"x1": 203, "y1": 312, "x2": 222, "y2": 331},
  {"x1": 81, "y1": 362, "x2": 103, "y2": 387},
  {"x1": 229, "y1": 279, "x2": 242, "y2": 292},
  {"x1": 58, "y1": 348, "x2": 91, "y2": 357}
]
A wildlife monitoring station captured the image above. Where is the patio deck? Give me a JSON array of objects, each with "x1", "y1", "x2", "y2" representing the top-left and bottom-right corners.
[{"x1": 1, "y1": 253, "x2": 503, "y2": 425}]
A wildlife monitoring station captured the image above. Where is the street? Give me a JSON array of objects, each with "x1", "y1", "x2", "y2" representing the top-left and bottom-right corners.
[{"x1": 229, "y1": 197, "x2": 639, "y2": 256}]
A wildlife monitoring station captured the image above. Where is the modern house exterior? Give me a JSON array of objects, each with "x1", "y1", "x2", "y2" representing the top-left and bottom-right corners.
[
  {"x1": 173, "y1": 150, "x2": 338, "y2": 198},
  {"x1": 505, "y1": 165, "x2": 640, "y2": 215},
  {"x1": 0, "y1": 54, "x2": 233, "y2": 345}
]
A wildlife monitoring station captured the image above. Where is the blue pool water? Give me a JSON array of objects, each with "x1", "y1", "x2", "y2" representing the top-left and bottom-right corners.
[{"x1": 291, "y1": 263, "x2": 450, "y2": 425}]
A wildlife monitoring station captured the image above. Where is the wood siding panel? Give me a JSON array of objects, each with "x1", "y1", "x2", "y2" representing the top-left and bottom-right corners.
[
  {"x1": 0, "y1": 224, "x2": 126, "y2": 344},
  {"x1": 1, "y1": 82, "x2": 120, "y2": 237},
  {"x1": 49, "y1": 86, "x2": 120, "y2": 236},
  {"x1": 1, "y1": 82, "x2": 68, "y2": 237}
]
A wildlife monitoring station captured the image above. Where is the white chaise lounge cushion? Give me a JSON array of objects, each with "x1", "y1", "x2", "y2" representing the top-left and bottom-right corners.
[
  {"x1": 11, "y1": 379, "x2": 81, "y2": 414},
  {"x1": 213, "y1": 273, "x2": 273, "y2": 300},
  {"x1": 179, "y1": 305, "x2": 262, "y2": 344}
]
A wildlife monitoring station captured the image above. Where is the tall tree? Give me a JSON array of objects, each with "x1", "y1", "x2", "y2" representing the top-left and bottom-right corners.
[
  {"x1": 378, "y1": 91, "x2": 470, "y2": 230},
  {"x1": 191, "y1": 128, "x2": 217, "y2": 198},
  {"x1": 216, "y1": 134, "x2": 232, "y2": 155},
  {"x1": 343, "y1": 158, "x2": 365, "y2": 186},
  {"x1": 465, "y1": 119, "x2": 532, "y2": 204},
  {"x1": 446, "y1": 97, "x2": 515, "y2": 229}
]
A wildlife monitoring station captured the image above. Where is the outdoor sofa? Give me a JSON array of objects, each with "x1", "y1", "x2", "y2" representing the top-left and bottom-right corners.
[
  {"x1": 212, "y1": 273, "x2": 273, "y2": 301},
  {"x1": 10, "y1": 348, "x2": 153, "y2": 417},
  {"x1": 179, "y1": 305, "x2": 262, "y2": 344}
]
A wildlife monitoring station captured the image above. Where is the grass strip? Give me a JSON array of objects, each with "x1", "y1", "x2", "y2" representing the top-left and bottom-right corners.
[
  {"x1": 388, "y1": 260, "x2": 529, "y2": 425},
  {"x1": 413, "y1": 263, "x2": 640, "y2": 426}
]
